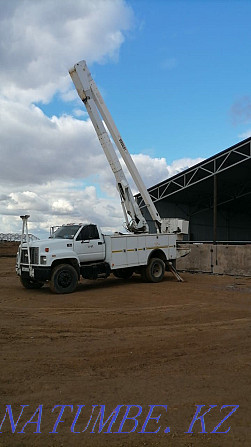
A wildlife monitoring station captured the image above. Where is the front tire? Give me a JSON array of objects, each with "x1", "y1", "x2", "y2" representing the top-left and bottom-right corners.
[
  {"x1": 20, "y1": 277, "x2": 44, "y2": 289},
  {"x1": 50, "y1": 264, "x2": 78, "y2": 294},
  {"x1": 144, "y1": 258, "x2": 165, "y2": 283}
]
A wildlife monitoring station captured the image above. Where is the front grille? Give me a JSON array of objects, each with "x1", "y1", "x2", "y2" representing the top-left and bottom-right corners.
[{"x1": 21, "y1": 247, "x2": 39, "y2": 265}]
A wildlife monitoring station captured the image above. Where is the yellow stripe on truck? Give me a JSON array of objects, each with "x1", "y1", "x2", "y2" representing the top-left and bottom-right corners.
[
  {"x1": 146, "y1": 245, "x2": 171, "y2": 250},
  {"x1": 112, "y1": 245, "x2": 174, "y2": 254}
]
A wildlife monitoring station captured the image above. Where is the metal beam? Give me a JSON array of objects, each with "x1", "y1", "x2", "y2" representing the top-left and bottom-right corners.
[{"x1": 136, "y1": 139, "x2": 251, "y2": 207}]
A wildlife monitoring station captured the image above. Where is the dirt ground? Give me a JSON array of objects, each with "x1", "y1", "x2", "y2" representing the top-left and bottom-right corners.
[{"x1": 0, "y1": 252, "x2": 250, "y2": 447}]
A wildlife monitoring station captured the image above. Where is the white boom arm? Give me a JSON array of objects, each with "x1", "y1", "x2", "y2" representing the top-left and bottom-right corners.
[{"x1": 69, "y1": 60, "x2": 162, "y2": 233}]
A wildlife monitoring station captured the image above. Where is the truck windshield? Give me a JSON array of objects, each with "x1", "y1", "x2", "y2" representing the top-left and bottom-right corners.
[{"x1": 52, "y1": 225, "x2": 80, "y2": 239}]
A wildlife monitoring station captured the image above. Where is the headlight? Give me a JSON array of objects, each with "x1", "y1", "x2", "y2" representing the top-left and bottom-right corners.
[{"x1": 40, "y1": 256, "x2": 47, "y2": 265}]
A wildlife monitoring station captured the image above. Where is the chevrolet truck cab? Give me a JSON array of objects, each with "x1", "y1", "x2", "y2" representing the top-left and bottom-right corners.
[{"x1": 17, "y1": 223, "x2": 107, "y2": 293}]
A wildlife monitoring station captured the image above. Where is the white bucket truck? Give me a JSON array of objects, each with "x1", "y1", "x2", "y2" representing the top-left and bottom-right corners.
[{"x1": 16, "y1": 61, "x2": 189, "y2": 293}]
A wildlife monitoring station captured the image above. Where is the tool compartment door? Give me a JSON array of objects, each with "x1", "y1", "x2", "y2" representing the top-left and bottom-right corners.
[
  {"x1": 110, "y1": 236, "x2": 127, "y2": 267},
  {"x1": 126, "y1": 236, "x2": 139, "y2": 265}
]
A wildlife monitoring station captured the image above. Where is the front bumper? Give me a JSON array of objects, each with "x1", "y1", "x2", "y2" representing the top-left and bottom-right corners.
[{"x1": 16, "y1": 265, "x2": 51, "y2": 282}]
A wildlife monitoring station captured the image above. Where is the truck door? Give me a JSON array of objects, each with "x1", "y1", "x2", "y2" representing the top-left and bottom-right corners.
[{"x1": 74, "y1": 225, "x2": 105, "y2": 263}]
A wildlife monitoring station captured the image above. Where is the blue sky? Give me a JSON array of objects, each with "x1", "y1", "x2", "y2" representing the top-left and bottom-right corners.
[
  {"x1": 40, "y1": 0, "x2": 251, "y2": 161},
  {"x1": 0, "y1": 0, "x2": 251, "y2": 236}
]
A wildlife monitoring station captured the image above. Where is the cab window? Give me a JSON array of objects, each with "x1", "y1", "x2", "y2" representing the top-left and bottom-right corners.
[
  {"x1": 89, "y1": 225, "x2": 99, "y2": 239},
  {"x1": 76, "y1": 225, "x2": 99, "y2": 241}
]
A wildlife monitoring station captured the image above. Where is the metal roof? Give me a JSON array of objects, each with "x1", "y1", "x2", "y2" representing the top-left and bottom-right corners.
[{"x1": 136, "y1": 137, "x2": 251, "y2": 213}]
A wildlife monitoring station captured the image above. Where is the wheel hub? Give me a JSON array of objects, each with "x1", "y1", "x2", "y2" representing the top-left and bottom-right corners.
[{"x1": 58, "y1": 270, "x2": 72, "y2": 288}]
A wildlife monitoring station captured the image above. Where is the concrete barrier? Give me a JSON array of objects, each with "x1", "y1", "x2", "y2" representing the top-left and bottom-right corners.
[{"x1": 177, "y1": 243, "x2": 251, "y2": 277}]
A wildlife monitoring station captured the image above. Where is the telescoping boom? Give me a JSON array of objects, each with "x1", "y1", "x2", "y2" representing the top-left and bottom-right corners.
[{"x1": 69, "y1": 60, "x2": 162, "y2": 234}]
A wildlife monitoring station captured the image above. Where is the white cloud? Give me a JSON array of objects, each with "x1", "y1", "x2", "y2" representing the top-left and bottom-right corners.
[
  {"x1": 73, "y1": 109, "x2": 88, "y2": 118},
  {"x1": 0, "y1": 100, "x2": 203, "y2": 237},
  {"x1": 0, "y1": 97, "x2": 110, "y2": 186},
  {"x1": 0, "y1": 0, "x2": 133, "y2": 236},
  {"x1": 0, "y1": 0, "x2": 203, "y2": 238},
  {"x1": 0, "y1": 179, "x2": 124, "y2": 238},
  {"x1": 0, "y1": 67, "x2": 202, "y2": 238},
  {"x1": 238, "y1": 129, "x2": 251, "y2": 140},
  {"x1": 120, "y1": 154, "x2": 204, "y2": 195},
  {"x1": 51, "y1": 199, "x2": 74, "y2": 214},
  {"x1": 0, "y1": 0, "x2": 133, "y2": 103}
]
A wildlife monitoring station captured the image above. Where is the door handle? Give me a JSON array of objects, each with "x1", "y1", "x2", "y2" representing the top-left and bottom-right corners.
[{"x1": 98, "y1": 242, "x2": 103, "y2": 245}]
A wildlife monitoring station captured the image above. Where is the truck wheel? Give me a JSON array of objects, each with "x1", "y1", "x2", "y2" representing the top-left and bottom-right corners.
[
  {"x1": 20, "y1": 277, "x2": 44, "y2": 289},
  {"x1": 50, "y1": 264, "x2": 78, "y2": 294},
  {"x1": 145, "y1": 258, "x2": 165, "y2": 283},
  {"x1": 113, "y1": 268, "x2": 133, "y2": 279}
]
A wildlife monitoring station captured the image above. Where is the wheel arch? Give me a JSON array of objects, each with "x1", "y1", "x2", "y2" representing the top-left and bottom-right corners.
[{"x1": 148, "y1": 249, "x2": 167, "y2": 264}]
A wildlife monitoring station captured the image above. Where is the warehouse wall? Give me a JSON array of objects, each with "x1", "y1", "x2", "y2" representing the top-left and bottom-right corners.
[
  {"x1": 140, "y1": 200, "x2": 251, "y2": 241},
  {"x1": 177, "y1": 243, "x2": 251, "y2": 277}
]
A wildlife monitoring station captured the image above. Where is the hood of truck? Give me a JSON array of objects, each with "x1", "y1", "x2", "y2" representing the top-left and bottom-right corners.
[{"x1": 20, "y1": 238, "x2": 75, "y2": 253}]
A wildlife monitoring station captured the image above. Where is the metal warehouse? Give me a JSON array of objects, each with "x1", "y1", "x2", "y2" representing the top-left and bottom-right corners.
[{"x1": 136, "y1": 137, "x2": 251, "y2": 276}]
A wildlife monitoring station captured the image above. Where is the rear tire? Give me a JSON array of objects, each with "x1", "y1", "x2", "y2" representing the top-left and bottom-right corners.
[
  {"x1": 50, "y1": 264, "x2": 78, "y2": 294},
  {"x1": 20, "y1": 277, "x2": 44, "y2": 289},
  {"x1": 144, "y1": 258, "x2": 165, "y2": 283}
]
